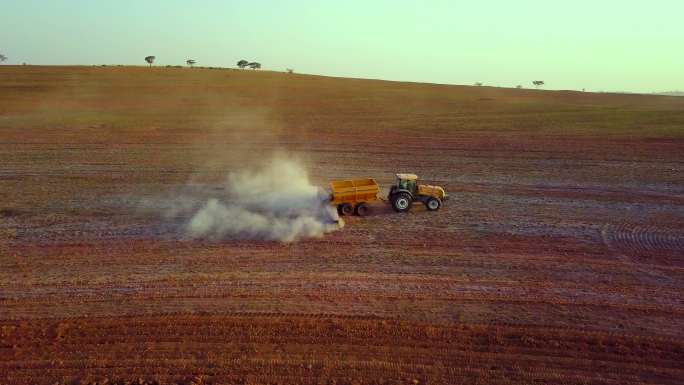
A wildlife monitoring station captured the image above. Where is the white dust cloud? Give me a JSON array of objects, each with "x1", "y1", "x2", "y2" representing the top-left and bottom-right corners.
[{"x1": 185, "y1": 157, "x2": 342, "y2": 242}]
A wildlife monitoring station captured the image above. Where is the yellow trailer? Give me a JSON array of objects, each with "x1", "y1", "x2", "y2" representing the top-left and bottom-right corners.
[{"x1": 329, "y1": 178, "x2": 380, "y2": 216}]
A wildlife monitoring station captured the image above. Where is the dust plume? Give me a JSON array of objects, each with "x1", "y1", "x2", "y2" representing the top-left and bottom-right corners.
[{"x1": 182, "y1": 156, "x2": 342, "y2": 242}]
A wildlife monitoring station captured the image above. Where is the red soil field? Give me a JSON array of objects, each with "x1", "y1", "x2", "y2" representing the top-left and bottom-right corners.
[{"x1": 1, "y1": 66, "x2": 683, "y2": 384}]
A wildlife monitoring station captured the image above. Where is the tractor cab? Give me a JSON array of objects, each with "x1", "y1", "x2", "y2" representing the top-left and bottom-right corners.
[{"x1": 395, "y1": 173, "x2": 418, "y2": 194}]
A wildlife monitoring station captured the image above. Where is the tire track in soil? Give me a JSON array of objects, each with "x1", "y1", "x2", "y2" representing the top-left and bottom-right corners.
[{"x1": 602, "y1": 223, "x2": 684, "y2": 263}]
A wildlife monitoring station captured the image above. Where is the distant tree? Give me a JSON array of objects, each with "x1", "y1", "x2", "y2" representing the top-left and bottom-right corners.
[
  {"x1": 516, "y1": 85, "x2": 523, "y2": 89},
  {"x1": 186, "y1": 59, "x2": 196, "y2": 68},
  {"x1": 474, "y1": 82, "x2": 483, "y2": 87},
  {"x1": 532, "y1": 80, "x2": 545, "y2": 89},
  {"x1": 286, "y1": 68, "x2": 294, "y2": 74},
  {"x1": 0, "y1": 54, "x2": 7, "y2": 63},
  {"x1": 248, "y1": 62, "x2": 261, "y2": 70},
  {"x1": 145, "y1": 56, "x2": 156, "y2": 67},
  {"x1": 237, "y1": 59, "x2": 249, "y2": 69}
]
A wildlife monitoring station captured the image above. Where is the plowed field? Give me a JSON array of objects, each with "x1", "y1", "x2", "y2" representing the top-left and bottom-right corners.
[{"x1": 1, "y1": 66, "x2": 683, "y2": 384}]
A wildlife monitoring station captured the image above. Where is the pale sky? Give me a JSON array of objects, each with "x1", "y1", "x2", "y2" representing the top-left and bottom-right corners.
[{"x1": 2, "y1": 0, "x2": 683, "y2": 92}]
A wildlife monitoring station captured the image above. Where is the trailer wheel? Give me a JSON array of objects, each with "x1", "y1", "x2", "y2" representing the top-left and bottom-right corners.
[
  {"x1": 391, "y1": 193, "x2": 412, "y2": 213},
  {"x1": 425, "y1": 197, "x2": 442, "y2": 211},
  {"x1": 355, "y1": 203, "x2": 369, "y2": 216},
  {"x1": 340, "y1": 203, "x2": 354, "y2": 216}
]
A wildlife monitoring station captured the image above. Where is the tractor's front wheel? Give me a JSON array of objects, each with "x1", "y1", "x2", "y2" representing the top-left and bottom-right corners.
[
  {"x1": 425, "y1": 197, "x2": 442, "y2": 211},
  {"x1": 391, "y1": 193, "x2": 412, "y2": 213}
]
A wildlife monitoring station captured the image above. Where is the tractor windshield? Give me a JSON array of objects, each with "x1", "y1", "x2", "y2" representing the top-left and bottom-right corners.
[{"x1": 398, "y1": 178, "x2": 417, "y2": 193}]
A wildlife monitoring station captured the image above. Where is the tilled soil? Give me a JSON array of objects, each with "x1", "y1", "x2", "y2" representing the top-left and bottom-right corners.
[
  {"x1": 1, "y1": 66, "x2": 683, "y2": 384},
  {"x1": 3, "y1": 315, "x2": 683, "y2": 385}
]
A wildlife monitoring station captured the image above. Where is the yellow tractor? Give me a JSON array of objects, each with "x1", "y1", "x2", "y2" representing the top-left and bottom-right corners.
[{"x1": 388, "y1": 173, "x2": 448, "y2": 212}]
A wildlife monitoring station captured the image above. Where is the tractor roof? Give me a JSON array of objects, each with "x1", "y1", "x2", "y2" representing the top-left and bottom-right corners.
[{"x1": 396, "y1": 173, "x2": 418, "y2": 181}]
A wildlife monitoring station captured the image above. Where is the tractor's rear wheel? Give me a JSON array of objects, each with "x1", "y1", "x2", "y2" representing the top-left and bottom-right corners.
[
  {"x1": 355, "y1": 203, "x2": 369, "y2": 216},
  {"x1": 391, "y1": 193, "x2": 412, "y2": 213},
  {"x1": 425, "y1": 197, "x2": 442, "y2": 211},
  {"x1": 339, "y1": 203, "x2": 354, "y2": 216}
]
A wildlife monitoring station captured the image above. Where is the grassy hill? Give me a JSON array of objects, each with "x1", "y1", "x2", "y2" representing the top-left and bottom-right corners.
[{"x1": 2, "y1": 65, "x2": 683, "y2": 140}]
